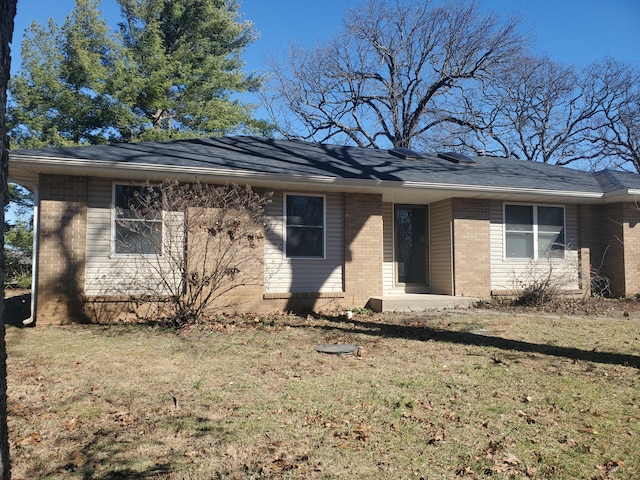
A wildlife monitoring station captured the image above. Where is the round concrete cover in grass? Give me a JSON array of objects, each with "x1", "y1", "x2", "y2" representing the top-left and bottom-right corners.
[{"x1": 315, "y1": 344, "x2": 358, "y2": 354}]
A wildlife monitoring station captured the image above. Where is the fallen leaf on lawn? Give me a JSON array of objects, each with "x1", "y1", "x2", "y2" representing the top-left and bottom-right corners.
[
  {"x1": 485, "y1": 439, "x2": 503, "y2": 456},
  {"x1": 515, "y1": 410, "x2": 535, "y2": 424},
  {"x1": 503, "y1": 453, "x2": 521, "y2": 465},
  {"x1": 455, "y1": 465, "x2": 476, "y2": 477},
  {"x1": 353, "y1": 423, "x2": 370, "y2": 442},
  {"x1": 427, "y1": 431, "x2": 444, "y2": 445},
  {"x1": 579, "y1": 427, "x2": 598, "y2": 434},
  {"x1": 444, "y1": 410, "x2": 460, "y2": 422},
  {"x1": 558, "y1": 435, "x2": 578, "y2": 447},
  {"x1": 18, "y1": 432, "x2": 42, "y2": 446},
  {"x1": 72, "y1": 451, "x2": 85, "y2": 468}
]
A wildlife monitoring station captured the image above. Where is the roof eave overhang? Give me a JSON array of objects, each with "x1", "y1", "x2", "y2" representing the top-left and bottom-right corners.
[
  {"x1": 602, "y1": 188, "x2": 640, "y2": 202},
  {"x1": 9, "y1": 155, "x2": 605, "y2": 203}
]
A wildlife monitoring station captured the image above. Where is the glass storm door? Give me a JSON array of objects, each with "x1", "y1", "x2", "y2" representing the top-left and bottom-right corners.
[{"x1": 395, "y1": 205, "x2": 428, "y2": 285}]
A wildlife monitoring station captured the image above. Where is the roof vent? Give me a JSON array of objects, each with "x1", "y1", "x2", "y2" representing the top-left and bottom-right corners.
[
  {"x1": 438, "y1": 151, "x2": 477, "y2": 166},
  {"x1": 389, "y1": 147, "x2": 425, "y2": 160}
]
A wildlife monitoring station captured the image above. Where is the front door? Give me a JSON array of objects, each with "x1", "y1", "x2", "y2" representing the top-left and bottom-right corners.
[{"x1": 395, "y1": 205, "x2": 428, "y2": 286}]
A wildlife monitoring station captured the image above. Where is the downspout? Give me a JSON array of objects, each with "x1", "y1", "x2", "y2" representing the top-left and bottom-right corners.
[{"x1": 23, "y1": 185, "x2": 38, "y2": 326}]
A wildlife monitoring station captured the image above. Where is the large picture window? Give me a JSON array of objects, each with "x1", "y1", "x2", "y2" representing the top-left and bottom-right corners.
[
  {"x1": 285, "y1": 194, "x2": 325, "y2": 258},
  {"x1": 113, "y1": 184, "x2": 163, "y2": 255},
  {"x1": 505, "y1": 204, "x2": 565, "y2": 259}
]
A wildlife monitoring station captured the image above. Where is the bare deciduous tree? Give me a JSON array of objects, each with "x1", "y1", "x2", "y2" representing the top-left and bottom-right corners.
[
  {"x1": 450, "y1": 56, "x2": 640, "y2": 170},
  {"x1": 589, "y1": 59, "x2": 640, "y2": 172},
  {"x1": 264, "y1": 0, "x2": 526, "y2": 149},
  {"x1": 447, "y1": 55, "x2": 606, "y2": 166},
  {"x1": 107, "y1": 181, "x2": 271, "y2": 326}
]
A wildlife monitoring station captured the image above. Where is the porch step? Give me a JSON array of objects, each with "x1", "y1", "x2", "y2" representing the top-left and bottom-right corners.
[{"x1": 367, "y1": 294, "x2": 478, "y2": 313}]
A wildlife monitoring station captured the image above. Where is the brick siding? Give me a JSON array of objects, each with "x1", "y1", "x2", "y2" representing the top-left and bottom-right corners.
[
  {"x1": 37, "y1": 174, "x2": 88, "y2": 324},
  {"x1": 622, "y1": 203, "x2": 640, "y2": 295},
  {"x1": 451, "y1": 198, "x2": 491, "y2": 297},
  {"x1": 579, "y1": 202, "x2": 640, "y2": 297},
  {"x1": 344, "y1": 193, "x2": 383, "y2": 307}
]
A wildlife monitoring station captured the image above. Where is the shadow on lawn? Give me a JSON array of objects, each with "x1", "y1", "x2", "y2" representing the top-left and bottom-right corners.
[
  {"x1": 311, "y1": 315, "x2": 640, "y2": 369},
  {"x1": 25, "y1": 412, "x2": 225, "y2": 479}
]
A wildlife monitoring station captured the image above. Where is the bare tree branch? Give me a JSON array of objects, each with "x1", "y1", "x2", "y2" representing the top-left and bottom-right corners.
[
  {"x1": 263, "y1": 0, "x2": 526, "y2": 148},
  {"x1": 588, "y1": 59, "x2": 640, "y2": 171}
]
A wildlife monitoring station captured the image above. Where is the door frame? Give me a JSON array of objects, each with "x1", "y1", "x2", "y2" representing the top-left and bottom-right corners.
[{"x1": 393, "y1": 204, "x2": 430, "y2": 289}]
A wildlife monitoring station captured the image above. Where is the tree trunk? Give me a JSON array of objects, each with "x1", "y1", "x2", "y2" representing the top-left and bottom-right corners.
[{"x1": 0, "y1": 0, "x2": 18, "y2": 478}]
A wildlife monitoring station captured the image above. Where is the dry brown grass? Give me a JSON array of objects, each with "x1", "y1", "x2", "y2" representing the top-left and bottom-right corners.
[{"x1": 5, "y1": 308, "x2": 640, "y2": 479}]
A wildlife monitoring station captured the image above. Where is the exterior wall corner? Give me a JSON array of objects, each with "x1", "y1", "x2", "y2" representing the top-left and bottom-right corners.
[
  {"x1": 344, "y1": 193, "x2": 383, "y2": 307},
  {"x1": 452, "y1": 198, "x2": 491, "y2": 297},
  {"x1": 36, "y1": 174, "x2": 89, "y2": 324}
]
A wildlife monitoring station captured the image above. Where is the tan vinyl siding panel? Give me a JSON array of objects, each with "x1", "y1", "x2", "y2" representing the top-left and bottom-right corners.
[
  {"x1": 264, "y1": 191, "x2": 344, "y2": 294},
  {"x1": 382, "y1": 202, "x2": 395, "y2": 293},
  {"x1": 490, "y1": 201, "x2": 580, "y2": 291},
  {"x1": 85, "y1": 178, "x2": 114, "y2": 295},
  {"x1": 429, "y1": 199, "x2": 453, "y2": 294},
  {"x1": 84, "y1": 178, "x2": 182, "y2": 296}
]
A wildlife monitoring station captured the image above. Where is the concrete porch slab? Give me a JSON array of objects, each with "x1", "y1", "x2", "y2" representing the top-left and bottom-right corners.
[{"x1": 367, "y1": 294, "x2": 479, "y2": 312}]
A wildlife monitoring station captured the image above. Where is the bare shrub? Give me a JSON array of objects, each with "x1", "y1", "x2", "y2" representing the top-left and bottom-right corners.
[
  {"x1": 510, "y1": 253, "x2": 580, "y2": 307},
  {"x1": 112, "y1": 180, "x2": 272, "y2": 326}
]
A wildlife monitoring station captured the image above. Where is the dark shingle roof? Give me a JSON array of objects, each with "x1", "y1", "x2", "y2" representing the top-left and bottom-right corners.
[
  {"x1": 594, "y1": 170, "x2": 640, "y2": 193},
  {"x1": 10, "y1": 136, "x2": 636, "y2": 195}
]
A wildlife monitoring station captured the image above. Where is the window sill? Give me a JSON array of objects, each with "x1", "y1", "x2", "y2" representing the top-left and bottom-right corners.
[{"x1": 263, "y1": 292, "x2": 345, "y2": 300}]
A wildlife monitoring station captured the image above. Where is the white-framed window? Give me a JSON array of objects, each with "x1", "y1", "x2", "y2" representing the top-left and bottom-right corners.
[
  {"x1": 113, "y1": 183, "x2": 163, "y2": 255},
  {"x1": 284, "y1": 193, "x2": 325, "y2": 259},
  {"x1": 504, "y1": 203, "x2": 565, "y2": 259}
]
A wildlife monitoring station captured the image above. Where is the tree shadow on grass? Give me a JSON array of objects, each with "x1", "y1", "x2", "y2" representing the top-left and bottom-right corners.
[
  {"x1": 18, "y1": 390, "x2": 226, "y2": 480},
  {"x1": 306, "y1": 314, "x2": 640, "y2": 369}
]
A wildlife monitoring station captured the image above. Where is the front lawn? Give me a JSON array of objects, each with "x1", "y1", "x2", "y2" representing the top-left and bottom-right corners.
[{"x1": 6, "y1": 309, "x2": 640, "y2": 479}]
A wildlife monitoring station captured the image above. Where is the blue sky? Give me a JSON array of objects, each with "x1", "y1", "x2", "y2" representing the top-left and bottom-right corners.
[{"x1": 11, "y1": 0, "x2": 640, "y2": 76}]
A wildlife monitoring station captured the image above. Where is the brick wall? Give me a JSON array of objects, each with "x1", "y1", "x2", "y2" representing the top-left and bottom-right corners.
[
  {"x1": 622, "y1": 203, "x2": 640, "y2": 295},
  {"x1": 451, "y1": 198, "x2": 491, "y2": 297},
  {"x1": 185, "y1": 206, "x2": 265, "y2": 315},
  {"x1": 579, "y1": 202, "x2": 640, "y2": 297},
  {"x1": 344, "y1": 193, "x2": 383, "y2": 307},
  {"x1": 598, "y1": 203, "x2": 625, "y2": 296},
  {"x1": 37, "y1": 174, "x2": 88, "y2": 324}
]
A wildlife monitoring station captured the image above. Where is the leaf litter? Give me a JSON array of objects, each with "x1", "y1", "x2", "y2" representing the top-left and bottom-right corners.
[{"x1": 5, "y1": 304, "x2": 640, "y2": 479}]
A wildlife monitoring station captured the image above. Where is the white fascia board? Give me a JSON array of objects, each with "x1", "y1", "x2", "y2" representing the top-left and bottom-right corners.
[
  {"x1": 398, "y1": 180, "x2": 603, "y2": 200},
  {"x1": 9, "y1": 154, "x2": 604, "y2": 201}
]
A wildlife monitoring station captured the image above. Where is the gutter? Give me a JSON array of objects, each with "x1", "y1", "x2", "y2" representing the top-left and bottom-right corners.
[{"x1": 24, "y1": 185, "x2": 39, "y2": 325}]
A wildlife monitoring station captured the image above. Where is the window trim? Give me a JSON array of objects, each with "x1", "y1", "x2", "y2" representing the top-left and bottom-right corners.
[
  {"x1": 503, "y1": 203, "x2": 566, "y2": 260},
  {"x1": 111, "y1": 182, "x2": 164, "y2": 257},
  {"x1": 283, "y1": 193, "x2": 326, "y2": 260}
]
